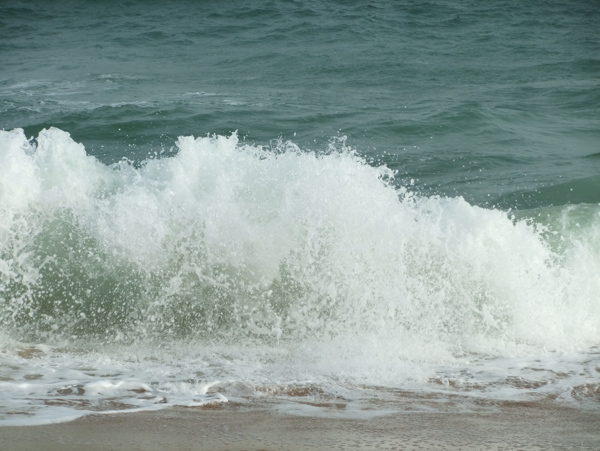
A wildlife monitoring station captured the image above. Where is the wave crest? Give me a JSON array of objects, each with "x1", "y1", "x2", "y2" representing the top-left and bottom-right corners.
[{"x1": 1, "y1": 128, "x2": 598, "y2": 356}]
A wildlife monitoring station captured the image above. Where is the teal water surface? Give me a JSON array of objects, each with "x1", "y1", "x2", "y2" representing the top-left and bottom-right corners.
[{"x1": 2, "y1": 0, "x2": 599, "y2": 207}]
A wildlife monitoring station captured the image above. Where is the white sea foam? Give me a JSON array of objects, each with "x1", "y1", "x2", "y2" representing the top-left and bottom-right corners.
[{"x1": 0, "y1": 127, "x2": 599, "y2": 425}]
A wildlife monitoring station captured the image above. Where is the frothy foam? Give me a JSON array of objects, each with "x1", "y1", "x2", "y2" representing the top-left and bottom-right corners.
[{"x1": 1, "y1": 127, "x2": 599, "y2": 424}]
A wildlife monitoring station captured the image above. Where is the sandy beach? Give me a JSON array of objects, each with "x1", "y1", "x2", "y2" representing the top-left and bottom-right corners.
[{"x1": 1, "y1": 401, "x2": 599, "y2": 451}]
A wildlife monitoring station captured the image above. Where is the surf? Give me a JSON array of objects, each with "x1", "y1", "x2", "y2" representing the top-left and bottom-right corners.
[{"x1": 1, "y1": 127, "x2": 599, "y2": 425}]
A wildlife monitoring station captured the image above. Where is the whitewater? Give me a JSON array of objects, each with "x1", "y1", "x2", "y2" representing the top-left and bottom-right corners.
[{"x1": 1, "y1": 127, "x2": 598, "y2": 425}]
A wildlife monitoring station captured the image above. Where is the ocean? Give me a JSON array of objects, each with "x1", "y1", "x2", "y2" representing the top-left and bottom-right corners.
[{"x1": 1, "y1": 0, "x2": 599, "y2": 426}]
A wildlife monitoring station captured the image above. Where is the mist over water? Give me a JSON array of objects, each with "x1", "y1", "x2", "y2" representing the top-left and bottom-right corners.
[{"x1": 1, "y1": 0, "x2": 599, "y2": 426}]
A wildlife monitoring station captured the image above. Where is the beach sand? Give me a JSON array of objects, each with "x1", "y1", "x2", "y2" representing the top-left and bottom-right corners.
[{"x1": 1, "y1": 401, "x2": 599, "y2": 451}]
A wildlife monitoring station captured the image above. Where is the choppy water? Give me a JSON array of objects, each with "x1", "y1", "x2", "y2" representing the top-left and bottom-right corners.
[{"x1": 1, "y1": 0, "x2": 599, "y2": 425}]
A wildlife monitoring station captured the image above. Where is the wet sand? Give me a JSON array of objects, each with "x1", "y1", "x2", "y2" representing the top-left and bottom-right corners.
[{"x1": 1, "y1": 402, "x2": 599, "y2": 451}]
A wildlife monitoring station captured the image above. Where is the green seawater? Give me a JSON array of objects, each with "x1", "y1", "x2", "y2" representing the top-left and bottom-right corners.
[
  {"x1": 1, "y1": 1, "x2": 600, "y2": 428},
  {"x1": 2, "y1": 0, "x2": 599, "y2": 208}
]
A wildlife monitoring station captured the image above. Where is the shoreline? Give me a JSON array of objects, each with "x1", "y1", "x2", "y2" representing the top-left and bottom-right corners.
[{"x1": 1, "y1": 402, "x2": 599, "y2": 451}]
